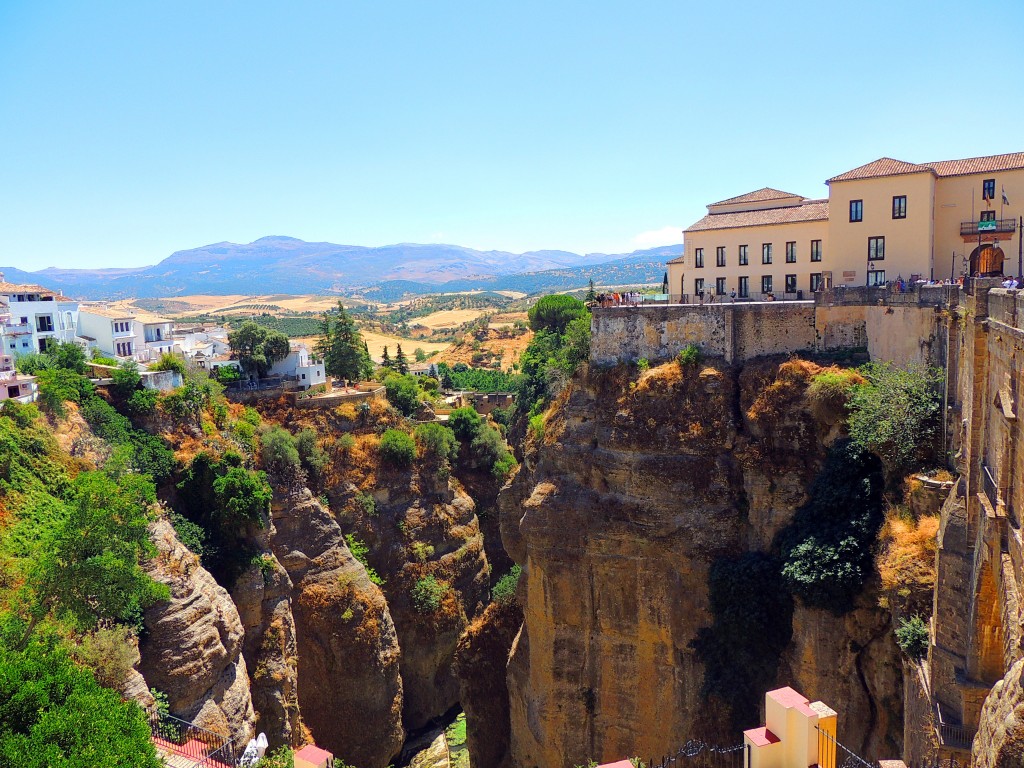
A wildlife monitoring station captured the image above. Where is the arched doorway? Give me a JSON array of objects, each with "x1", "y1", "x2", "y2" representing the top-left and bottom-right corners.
[{"x1": 969, "y1": 244, "x2": 1005, "y2": 277}]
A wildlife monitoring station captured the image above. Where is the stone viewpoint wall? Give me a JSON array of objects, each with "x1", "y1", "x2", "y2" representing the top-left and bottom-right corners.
[{"x1": 590, "y1": 285, "x2": 956, "y2": 368}]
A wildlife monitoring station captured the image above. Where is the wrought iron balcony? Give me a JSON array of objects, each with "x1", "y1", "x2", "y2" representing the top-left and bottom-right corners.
[{"x1": 960, "y1": 219, "x2": 1017, "y2": 237}]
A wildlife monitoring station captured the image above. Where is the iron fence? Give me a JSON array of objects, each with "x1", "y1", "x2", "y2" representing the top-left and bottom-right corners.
[
  {"x1": 147, "y1": 708, "x2": 237, "y2": 767},
  {"x1": 960, "y1": 219, "x2": 1017, "y2": 237},
  {"x1": 938, "y1": 721, "x2": 976, "y2": 751},
  {"x1": 649, "y1": 740, "x2": 747, "y2": 768}
]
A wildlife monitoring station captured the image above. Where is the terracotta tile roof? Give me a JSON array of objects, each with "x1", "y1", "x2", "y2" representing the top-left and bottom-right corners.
[
  {"x1": 827, "y1": 157, "x2": 933, "y2": 183},
  {"x1": 0, "y1": 281, "x2": 61, "y2": 298},
  {"x1": 828, "y1": 151, "x2": 1024, "y2": 183},
  {"x1": 710, "y1": 187, "x2": 802, "y2": 206},
  {"x1": 684, "y1": 200, "x2": 828, "y2": 233},
  {"x1": 79, "y1": 304, "x2": 135, "y2": 320},
  {"x1": 924, "y1": 152, "x2": 1024, "y2": 178},
  {"x1": 666, "y1": 254, "x2": 687, "y2": 264}
]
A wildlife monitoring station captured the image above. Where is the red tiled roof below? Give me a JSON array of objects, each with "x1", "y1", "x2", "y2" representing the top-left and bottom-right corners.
[
  {"x1": 295, "y1": 743, "x2": 334, "y2": 763},
  {"x1": 684, "y1": 201, "x2": 828, "y2": 232},
  {"x1": 744, "y1": 727, "x2": 781, "y2": 747}
]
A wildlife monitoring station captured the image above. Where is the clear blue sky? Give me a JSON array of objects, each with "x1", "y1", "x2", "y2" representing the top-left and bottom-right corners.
[{"x1": 2, "y1": 0, "x2": 1022, "y2": 270}]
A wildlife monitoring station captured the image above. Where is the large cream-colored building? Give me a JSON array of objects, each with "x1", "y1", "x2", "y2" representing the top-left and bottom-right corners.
[{"x1": 669, "y1": 152, "x2": 1024, "y2": 300}]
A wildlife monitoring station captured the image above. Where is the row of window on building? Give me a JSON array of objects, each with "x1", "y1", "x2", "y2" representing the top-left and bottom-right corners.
[
  {"x1": 696, "y1": 236, "x2": 891, "y2": 268},
  {"x1": 693, "y1": 270, "x2": 887, "y2": 298},
  {"x1": 696, "y1": 240, "x2": 824, "y2": 268}
]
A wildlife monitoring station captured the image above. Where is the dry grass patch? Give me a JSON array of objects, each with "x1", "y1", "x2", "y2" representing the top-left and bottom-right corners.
[{"x1": 876, "y1": 509, "x2": 939, "y2": 616}]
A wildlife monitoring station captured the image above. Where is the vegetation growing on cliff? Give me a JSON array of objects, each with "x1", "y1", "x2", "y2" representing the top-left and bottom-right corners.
[{"x1": 776, "y1": 440, "x2": 885, "y2": 611}]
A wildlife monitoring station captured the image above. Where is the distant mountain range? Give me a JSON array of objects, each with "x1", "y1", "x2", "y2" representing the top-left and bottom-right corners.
[{"x1": 0, "y1": 236, "x2": 681, "y2": 300}]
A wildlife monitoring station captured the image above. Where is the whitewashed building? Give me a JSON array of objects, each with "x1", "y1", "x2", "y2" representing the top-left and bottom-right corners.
[
  {"x1": 0, "y1": 275, "x2": 79, "y2": 356},
  {"x1": 269, "y1": 344, "x2": 326, "y2": 390},
  {"x1": 77, "y1": 305, "x2": 176, "y2": 361},
  {"x1": 0, "y1": 353, "x2": 37, "y2": 403}
]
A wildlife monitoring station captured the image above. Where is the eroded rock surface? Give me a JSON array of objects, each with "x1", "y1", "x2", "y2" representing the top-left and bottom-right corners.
[
  {"x1": 973, "y1": 659, "x2": 1024, "y2": 768},
  {"x1": 271, "y1": 488, "x2": 405, "y2": 768},
  {"x1": 140, "y1": 518, "x2": 256, "y2": 746},
  {"x1": 500, "y1": 360, "x2": 902, "y2": 768}
]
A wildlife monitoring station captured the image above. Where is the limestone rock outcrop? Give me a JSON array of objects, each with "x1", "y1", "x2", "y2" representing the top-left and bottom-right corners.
[
  {"x1": 271, "y1": 488, "x2": 405, "y2": 768},
  {"x1": 973, "y1": 659, "x2": 1024, "y2": 768},
  {"x1": 232, "y1": 550, "x2": 302, "y2": 750},
  {"x1": 140, "y1": 518, "x2": 256, "y2": 746},
  {"x1": 500, "y1": 360, "x2": 902, "y2": 768},
  {"x1": 454, "y1": 600, "x2": 523, "y2": 768}
]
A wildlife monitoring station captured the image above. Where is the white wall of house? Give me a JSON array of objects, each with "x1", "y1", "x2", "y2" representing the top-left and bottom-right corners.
[
  {"x1": 1, "y1": 292, "x2": 79, "y2": 355},
  {"x1": 77, "y1": 310, "x2": 138, "y2": 358}
]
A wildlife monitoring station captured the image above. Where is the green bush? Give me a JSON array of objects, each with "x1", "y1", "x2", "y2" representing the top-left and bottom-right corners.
[
  {"x1": 355, "y1": 491, "x2": 377, "y2": 516},
  {"x1": 70, "y1": 625, "x2": 140, "y2": 690},
  {"x1": 126, "y1": 388, "x2": 159, "y2": 417},
  {"x1": 213, "y1": 365, "x2": 241, "y2": 384},
  {"x1": 149, "y1": 353, "x2": 187, "y2": 376},
  {"x1": 212, "y1": 466, "x2": 272, "y2": 527},
  {"x1": 35, "y1": 367, "x2": 95, "y2": 417},
  {"x1": 414, "y1": 422, "x2": 459, "y2": 464},
  {"x1": 47, "y1": 342, "x2": 88, "y2": 374},
  {"x1": 847, "y1": 362, "x2": 942, "y2": 479},
  {"x1": 260, "y1": 426, "x2": 300, "y2": 475},
  {"x1": 492, "y1": 452, "x2": 518, "y2": 480},
  {"x1": 895, "y1": 615, "x2": 930, "y2": 661},
  {"x1": 637, "y1": 358, "x2": 649, "y2": 372},
  {"x1": 677, "y1": 344, "x2": 701, "y2": 367},
  {"x1": 411, "y1": 575, "x2": 447, "y2": 614},
  {"x1": 528, "y1": 413, "x2": 545, "y2": 440},
  {"x1": 448, "y1": 407, "x2": 483, "y2": 442},
  {"x1": 345, "y1": 534, "x2": 384, "y2": 586},
  {"x1": 111, "y1": 360, "x2": 142, "y2": 399},
  {"x1": 380, "y1": 429, "x2": 416, "y2": 467},
  {"x1": 384, "y1": 374, "x2": 421, "y2": 416},
  {"x1": 0, "y1": 400, "x2": 40, "y2": 428},
  {"x1": 239, "y1": 406, "x2": 262, "y2": 426},
  {"x1": 338, "y1": 433, "x2": 357, "y2": 452},
  {"x1": 14, "y1": 352, "x2": 52, "y2": 376},
  {"x1": 776, "y1": 440, "x2": 884, "y2": 611},
  {"x1": 295, "y1": 429, "x2": 327, "y2": 479},
  {"x1": 491, "y1": 565, "x2": 521, "y2": 606},
  {"x1": 0, "y1": 637, "x2": 162, "y2": 768},
  {"x1": 169, "y1": 511, "x2": 207, "y2": 557},
  {"x1": 79, "y1": 395, "x2": 174, "y2": 481}
]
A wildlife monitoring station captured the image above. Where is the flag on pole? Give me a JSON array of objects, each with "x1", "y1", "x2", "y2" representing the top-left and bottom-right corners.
[{"x1": 1002, "y1": 186, "x2": 1010, "y2": 206}]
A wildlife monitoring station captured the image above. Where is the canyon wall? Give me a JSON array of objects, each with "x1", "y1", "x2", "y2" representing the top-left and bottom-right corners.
[{"x1": 500, "y1": 359, "x2": 902, "y2": 768}]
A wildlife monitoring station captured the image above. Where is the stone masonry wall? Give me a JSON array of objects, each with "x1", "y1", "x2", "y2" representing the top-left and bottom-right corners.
[{"x1": 591, "y1": 292, "x2": 950, "y2": 368}]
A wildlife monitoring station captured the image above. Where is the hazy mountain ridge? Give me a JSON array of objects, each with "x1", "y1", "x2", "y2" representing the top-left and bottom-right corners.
[{"x1": 0, "y1": 237, "x2": 681, "y2": 299}]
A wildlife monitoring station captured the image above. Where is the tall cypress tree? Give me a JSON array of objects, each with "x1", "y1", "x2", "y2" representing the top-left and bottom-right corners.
[
  {"x1": 316, "y1": 302, "x2": 372, "y2": 381},
  {"x1": 395, "y1": 344, "x2": 409, "y2": 375}
]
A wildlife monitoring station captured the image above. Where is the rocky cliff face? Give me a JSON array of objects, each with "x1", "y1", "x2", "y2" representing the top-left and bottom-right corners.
[
  {"x1": 973, "y1": 659, "x2": 1024, "y2": 768},
  {"x1": 232, "y1": 543, "x2": 303, "y2": 750},
  {"x1": 500, "y1": 360, "x2": 902, "y2": 768},
  {"x1": 270, "y1": 488, "x2": 405, "y2": 768},
  {"x1": 140, "y1": 518, "x2": 257, "y2": 746},
  {"x1": 454, "y1": 600, "x2": 523, "y2": 768}
]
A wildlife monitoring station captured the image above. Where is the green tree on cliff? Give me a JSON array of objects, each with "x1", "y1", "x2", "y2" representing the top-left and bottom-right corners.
[
  {"x1": 316, "y1": 303, "x2": 372, "y2": 382},
  {"x1": 228, "y1": 321, "x2": 290, "y2": 378}
]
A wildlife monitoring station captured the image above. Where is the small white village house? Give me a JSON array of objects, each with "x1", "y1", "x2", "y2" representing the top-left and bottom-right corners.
[
  {"x1": 0, "y1": 275, "x2": 79, "y2": 356},
  {"x1": 0, "y1": 354, "x2": 37, "y2": 404}
]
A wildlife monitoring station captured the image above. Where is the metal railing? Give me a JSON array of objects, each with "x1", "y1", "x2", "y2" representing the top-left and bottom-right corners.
[
  {"x1": 938, "y1": 721, "x2": 976, "y2": 751},
  {"x1": 960, "y1": 218, "x2": 1017, "y2": 237},
  {"x1": 982, "y1": 463, "x2": 1000, "y2": 510},
  {"x1": 649, "y1": 740, "x2": 746, "y2": 768},
  {"x1": 147, "y1": 708, "x2": 236, "y2": 767}
]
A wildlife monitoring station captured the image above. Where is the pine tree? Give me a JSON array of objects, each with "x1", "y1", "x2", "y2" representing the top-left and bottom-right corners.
[
  {"x1": 381, "y1": 346, "x2": 392, "y2": 369},
  {"x1": 395, "y1": 344, "x2": 409, "y2": 375},
  {"x1": 585, "y1": 278, "x2": 597, "y2": 303},
  {"x1": 316, "y1": 302, "x2": 373, "y2": 381}
]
